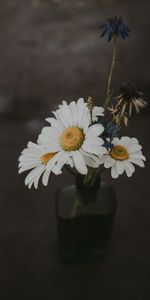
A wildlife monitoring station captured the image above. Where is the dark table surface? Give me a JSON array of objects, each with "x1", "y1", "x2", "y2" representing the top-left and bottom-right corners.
[{"x1": 0, "y1": 0, "x2": 150, "y2": 299}]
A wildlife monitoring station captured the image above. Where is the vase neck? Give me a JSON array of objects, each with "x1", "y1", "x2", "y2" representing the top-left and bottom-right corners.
[{"x1": 75, "y1": 175, "x2": 101, "y2": 205}]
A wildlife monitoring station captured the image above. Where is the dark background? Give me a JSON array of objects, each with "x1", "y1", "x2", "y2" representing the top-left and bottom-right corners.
[{"x1": 0, "y1": 0, "x2": 150, "y2": 299}]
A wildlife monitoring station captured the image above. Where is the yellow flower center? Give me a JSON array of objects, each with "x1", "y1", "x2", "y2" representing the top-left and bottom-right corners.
[
  {"x1": 60, "y1": 127, "x2": 84, "y2": 151},
  {"x1": 41, "y1": 152, "x2": 56, "y2": 165},
  {"x1": 110, "y1": 145, "x2": 129, "y2": 161}
]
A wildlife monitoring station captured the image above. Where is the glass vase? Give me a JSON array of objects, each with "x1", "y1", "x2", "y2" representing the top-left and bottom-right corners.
[{"x1": 55, "y1": 175, "x2": 116, "y2": 263}]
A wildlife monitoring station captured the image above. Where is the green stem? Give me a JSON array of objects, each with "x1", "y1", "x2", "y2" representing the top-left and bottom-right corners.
[
  {"x1": 104, "y1": 36, "x2": 118, "y2": 110},
  {"x1": 65, "y1": 165, "x2": 77, "y2": 177},
  {"x1": 84, "y1": 165, "x2": 106, "y2": 188},
  {"x1": 90, "y1": 110, "x2": 93, "y2": 125},
  {"x1": 84, "y1": 168, "x2": 95, "y2": 187}
]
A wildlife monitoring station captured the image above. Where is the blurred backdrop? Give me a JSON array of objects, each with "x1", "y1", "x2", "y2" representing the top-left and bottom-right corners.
[{"x1": 0, "y1": 0, "x2": 150, "y2": 299}]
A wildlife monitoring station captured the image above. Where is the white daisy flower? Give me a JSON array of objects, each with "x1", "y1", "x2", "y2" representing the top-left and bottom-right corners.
[
  {"x1": 38, "y1": 98, "x2": 106, "y2": 175},
  {"x1": 18, "y1": 142, "x2": 62, "y2": 189},
  {"x1": 99, "y1": 136, "x2": 146, "y2": 178},
  {"x1": 58, "y1": 99, "x2": 104, "y2": 122}
]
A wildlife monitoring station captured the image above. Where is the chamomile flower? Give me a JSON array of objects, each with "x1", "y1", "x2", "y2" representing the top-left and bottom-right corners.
[
  {"x1": 18, "y1": 141, "x2": 62, "y2": 189},
  {"x1": 38, "y1": 98, "x2": 106, "y2": 175},
  {"x1": 100, "y1": 136, "x2": 146, "y2": 178}
]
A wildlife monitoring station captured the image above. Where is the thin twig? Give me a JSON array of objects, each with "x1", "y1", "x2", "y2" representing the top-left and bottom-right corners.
[
  {"x1": 90, "y1": 110, "x2": 93, "y2": 125},
  {"x1": 104, "y1": 36, "x2": 118, "y2": 110}
]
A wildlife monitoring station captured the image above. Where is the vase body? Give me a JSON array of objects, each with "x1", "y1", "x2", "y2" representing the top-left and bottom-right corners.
[{"x1": 56, "y1": 176, "x2": 116, "y2": 263}]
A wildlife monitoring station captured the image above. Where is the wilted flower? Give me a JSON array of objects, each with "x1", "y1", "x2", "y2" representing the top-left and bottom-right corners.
[
  {"x1": 109, "y1": 82, "x2": 147, "y2": 126},
  {"x1": 87, "y1": 96, "x2": 95, "y2": 112},
  {"x1": 99, "y1": 16, "x2": 130, "y2": 42}
]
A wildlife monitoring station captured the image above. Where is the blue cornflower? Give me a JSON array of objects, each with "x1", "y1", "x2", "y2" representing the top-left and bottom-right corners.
[
  {"x1": 99, "y1": 16, "x2": 130, "y2": 42},
  {"x1": 102, "y1": 122, "x2": 120, "y2": 150},
  {"x1": 106, "y1": 122, "x2": 120, "y2": 138},
  {"x1": 103, "y1": 140, "x2": 114, "y2": 151}
]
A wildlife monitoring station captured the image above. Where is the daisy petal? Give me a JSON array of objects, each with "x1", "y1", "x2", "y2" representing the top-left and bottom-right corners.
[
  {"x1": 116, "y1": 160, "x2": 125, "y2": 175},
  {"x1": 80, "y1": 149, "x2": 101, "y2": 165},
  {"x1": 83, "y1": 156, "x2": 99, "y2": 168},
  {"x1": 19, "y1": 155, "x2": 39, "y2": 162},
  {"x1": 69, "y1": 101, "x2": 78, "y2": 126},
  {"x1": 124, "y1": 161, "x2": 134, "y2": 177},
  {"x1": 82, "y1": 143, "x2": 105, "y2": 155},
  {"x1": 46, "y1": 117, "x2": 64, "y2": 133},
  {"x1": 42, "y1": 144, "x2": 61, "y2": 152},
  {"x1": 41, "y1": 127, "x2": 59, "y2": 138},
  {"x1": 111, "y1": 164, "x2": 119, "y2": 178},
  {"x1": 61, "y1": 103, "x2": 73, "y2": 127},
  {"x1": 86, "y1": 124, "x2": 104, "y2": 137},
  {"x1": 28, "y1": 180, "x2": 34, "y2": 189},
  {"x1": 104, "y1": 156, "x2": 115, "y2": 168},
  {"x1": 72, "y1": 151, "x2": 88, "y2": 175},
  {"x1": 33, "y1": 168, "x2": 45, "y2": 189},
  {"x1": 25, "y1": 165, "x2": 45, "y2": 186},
  {"x1": 128, "y1": 144, "x2": 142, "y2": 153},
  {"x1": 42, "y1": 170, "x2": 51, "y2": 186},
  {"x1": 81, "y1": 110, "x2": 90, "y2": 133},
  {"x1": 120, "y1": 136, "x2": 131, "y2": 145},
  {"x1": 112, "y1": 137, "x2": 120, "y2": 145},
  {"x1": 27, "y1": 142, "x2": 41, "y2": 151},
  {"x1": 92, "y1": 106, "x2": 104, "y2": 119},
  {"x1": 77, "y1": 98, "x2": 86, "y2": 127},
  {"x1": 128, "y1": 158, "x2": 145, "y2": 168},
  {"x1": 84, "y1": 137, "x2": 104, "y2": 147},
  {"x1": 46, "y1": 151, "x2": 65, "y2": 171},
  {"x1": 21, "y1": 148, "x2": 39, "y2": 156},
  {"x1": 19, "y1": 162, "x2": 41, "y2": 173},
  {"x1": 128, "y1": 137, "x2": 139, "y2": 145},
  {"x1": 53, "y1": 152, "x2": 69, "y2": 174},
  {"x1": 55, "y1": 108, "x2": 69, "y2": 128},
  {"x1": 129, "y1": 153, "x2": 146, "y2": 161},
  {"x1": 66, "y1": 157, "x2": 74, "y2": 168}
]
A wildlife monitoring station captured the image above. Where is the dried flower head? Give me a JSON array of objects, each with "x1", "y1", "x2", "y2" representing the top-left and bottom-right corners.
[
  {"x1": 87, "y1": 96, "x2": 95, "y2": 111},
  {"x1": 99, "y1": 16, "x2": 130, "y2": 42},
  {"x1": 109, "y1": 82, "x2": 147, "y2": 126}
]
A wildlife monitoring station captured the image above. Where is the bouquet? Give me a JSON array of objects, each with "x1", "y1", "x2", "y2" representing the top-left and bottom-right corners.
[{"x1": 18, "y1": 16, "x2": 147, "y2": 189}]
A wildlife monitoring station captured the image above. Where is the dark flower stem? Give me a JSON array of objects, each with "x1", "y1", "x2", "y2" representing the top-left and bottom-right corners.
[
  {"x1": 84, "y1": 165, "x2": 106, "y2": 188},
  {"x1": 65, "y1": 165, "x2": 77, "y2": 177},
  {"x1": 104, "y1": 36, "x2": 118, "y2": 109},
  {"x1": 90, "y1": 110, "x2": 93, "y2": 125}
]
